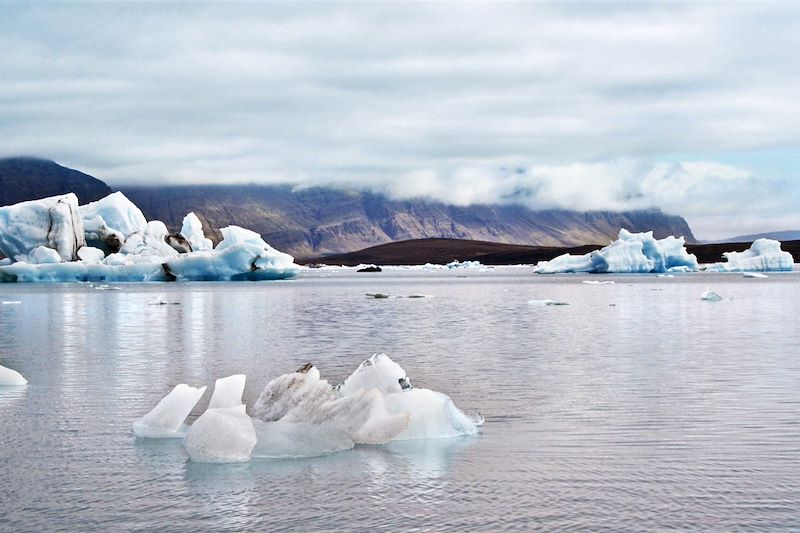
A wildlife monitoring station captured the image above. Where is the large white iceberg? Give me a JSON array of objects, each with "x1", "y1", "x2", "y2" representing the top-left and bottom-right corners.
[
  {"x1": 0, "y1": 193, "x2": 85, "y2": 262},
  {"x1": 0, "y1": 193, "x2": 300, "y2": 283},
  {"x1": 132, "y1": 383, "x2": 207, "y2": 438},
  {"x1": 703, "y1": 239, "x2": 794, "y2": 272},
  {"x1": 0, "y1": 363, "x2": 27, "y2": 386},
  {"x1": 533, "y1": 229, "x2": 698, "y2": 274}
]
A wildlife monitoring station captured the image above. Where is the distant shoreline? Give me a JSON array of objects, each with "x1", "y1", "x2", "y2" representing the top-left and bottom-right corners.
[{"x1": 298, "y1": 237, "x2": 800, "y2": 267}]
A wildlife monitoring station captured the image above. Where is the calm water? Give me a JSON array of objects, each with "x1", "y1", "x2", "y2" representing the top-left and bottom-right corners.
[{"x1": 1, "y1": 268, "x2": 800, "y2": 531}]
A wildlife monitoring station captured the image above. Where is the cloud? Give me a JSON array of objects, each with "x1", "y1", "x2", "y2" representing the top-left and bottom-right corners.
[{"x1": 0, "y1": 2, "x2": 799, "y2": 238}]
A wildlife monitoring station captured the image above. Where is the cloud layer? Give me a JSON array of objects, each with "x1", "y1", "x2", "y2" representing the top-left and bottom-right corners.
[{"x1": 1, "y1": 2, "x2": 799, "y2": 239}]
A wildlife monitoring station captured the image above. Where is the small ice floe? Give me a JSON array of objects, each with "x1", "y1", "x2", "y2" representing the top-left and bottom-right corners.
[
  {"x1": 656, "y1": 274, "x2": 675, "y2": 278},
  {"x1": 366, "y1": 293, "x2": 392, "y2": 299},
  {"x1": 0, "y1": 363, "x2": 27, "y2": 385},
  {"x1": 406, "y1": 294, "x2": 433, "y2": 299},
  {"x1": 581, "y1": 280, "x2": 615, "y2": 285},
  {"x1": 132, "y1": 384, "x2": 207, "y2": 438},
  {"x1": 528, "y1": 299, "x2": 570, "y2": 306},
  {"x1": 92, "y1": 283, "x2": 120, "y2": 291},
  {"x1": 742, "y1": 272, "x2": 768, "y2": 279},
  {"x1": 149, "y1": 294, "x2": 180, "y2": 305},
  {"x1": 1, "y1": 300, "x2": 21, "y2": 305},
  {"x1": 701, "y1": 288, "x2": 724, "y2": 302}
]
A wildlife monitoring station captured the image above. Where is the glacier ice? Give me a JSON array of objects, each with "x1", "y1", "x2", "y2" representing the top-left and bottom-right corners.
[
  {"x1": 78, "y1": 192, "x2": 147, "y2": 240},
  {"x1": 208, "y1": 374, "x2": 246, "y2": 409},
  {"x1": 743, "y1": 272, "x2": 768, "y2": 278},
  {"x1": 250, "y1": 364, "x2": 409, "y2": 457},
  {"x1": 337, "y1": 354, "x2": 482, "y2": 441},
  {"x1": 533, "y1": 229, "x2": 698, "y2": 274},
  {"x1": 180, "y1": 212, "x2": 213, "y2": 252},
  {"x1": 132, "y1": 384, "x2": 207, "y2": 438},
  {"x1": 0, "y1": 193, "x2": 300, "y2": 283},
  {"x1": 704, "y1": 239, "x2": 794, "y2": 272},
  {"x1": 135, "y1": 355, "x2": 481, "y2": 463},
  {"x1": 0, "y1": 193, "x2": 85, "y2": 262},
  {"x1": 184, "y1": 405, "x2": 257, "y2": 463},
  {"x1": 0, "y1": 363, "x2": 27, "y2": 386}
]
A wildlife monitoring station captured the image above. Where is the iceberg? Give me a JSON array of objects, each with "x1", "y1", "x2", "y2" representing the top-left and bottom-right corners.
[
  {"x1": 704, "y1": 239, "x2": 794, "y2": 272},
  {"x1": 0, "y1": 193, "x2": 300, "y2": 283},
  {"x1": 132, "y1": 384, "x2": 207, "y2": 438},
  {"x1": 184, "y1": 405, "x2": 257, "y2": 463},
  {"x1": 533, "y1": 229, "x2": 698, "y2": 274},
  {"x1": 0, "y1": 193, "x2": 85, "y2": 261},
  {"x1": 0, "y1": 363, "x2": 27, "y2": 385},
  {"x1": 743, "y1": 272, "x2": 768, "y2": 278}
]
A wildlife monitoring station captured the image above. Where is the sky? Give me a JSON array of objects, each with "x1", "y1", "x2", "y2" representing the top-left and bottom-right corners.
[{"x1": 1, "y1": 2, "x2": 799, "y2": 240}]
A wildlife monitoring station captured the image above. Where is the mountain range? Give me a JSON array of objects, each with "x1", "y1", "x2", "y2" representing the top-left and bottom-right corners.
[{"x1": 1, "y1": 157, "x2": 697, "y2": 258}]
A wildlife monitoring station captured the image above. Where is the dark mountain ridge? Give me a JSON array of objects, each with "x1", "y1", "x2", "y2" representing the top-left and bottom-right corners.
[{"x1": 0, "y1": 157, "x2": 697, "y2": 258}]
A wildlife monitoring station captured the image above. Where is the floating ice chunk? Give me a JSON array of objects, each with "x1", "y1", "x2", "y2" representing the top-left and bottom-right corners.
[
  {"x1": 0, "y1": 193, "x2": 85, "y2": 262},
  {"x1": 743, "y1": 272, "x2": 768, "y2": 278},
  {"x1": 0, "y1": 363, "x2": 27, "y2": 385},
  {"x1": 581, "y1": 280, "x2": 614, "y2": 285},
  {"x1": 366, "y1": 293, "x2": 392, "y2": 299},
  {"x1": 528, "y1": 299, "x2": 570, "y2": 306},
  {"x1": 251, "y1": 364, "x2": 408, "y2": 457},
  {"x1": 184, "y1": 405, "x2": 257, "y2": 463},
  {"x1": 704, "y1": 239, "x2": 794, "y2": 272},
  {"x1": 1, "y1": 300, "x2": 21, "y2": 304},
  {"x1": 132, "y1": 384, "x2": 207, "y2": 438},
  {"x1": 180, "y1": 212, "x2": 213, "y2": 252},
  {"x1": 337, "y1": 354, "x2": 482, "y2": 441},
  {"x1": 166, "y1": 241, "x2": 299, "y2": 281},
  {"x1": 534, "y1": 229, "x2": 698, "y2": 274},
  {"x1": 446, "y1": 260, "x2": 485, "y2": 269},
  {"x1": 208, "y1": 374, "x2": 246, "y2": 409},
  {"x1": 145, "y1": 220, "x2": 169, "y2": 239},
  {"x1": 79, "y1": 192, "x2": 147, "y2": 239},
  {"x1": 701, "y1": 288, "x2": 723, "y2": 302},
  {"x1": 77, "y1": 246, "x2": 105, "y2": 263},
  {"x1": 337, "y1": 353, "x2": 409, "y2": 397}
]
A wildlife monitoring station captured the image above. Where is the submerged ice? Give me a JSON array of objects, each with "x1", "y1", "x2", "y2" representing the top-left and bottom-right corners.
[
  {"x1": 0, "y1": 192, "x2": 300, "y2": 282},
  {"x1": 533, "y1": 229, "x2": 699, "y2": 274},
  {"x1": 133, "y1": 355, "x2": 482, "y2": 463}
]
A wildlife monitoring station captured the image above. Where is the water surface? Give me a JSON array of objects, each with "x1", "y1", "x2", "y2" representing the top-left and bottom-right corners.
[{"x1": 1, "y1": 268, "x2": 799, "y2": 530}]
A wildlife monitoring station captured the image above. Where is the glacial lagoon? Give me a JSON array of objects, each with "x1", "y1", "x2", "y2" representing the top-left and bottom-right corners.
[{"x1": 2, "y1": 267, "x2": 800, "y2": 530}]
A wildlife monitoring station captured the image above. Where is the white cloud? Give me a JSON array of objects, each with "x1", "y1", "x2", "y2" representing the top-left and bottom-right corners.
[{"x1": 0, "y1": 2, "x2": 799, "y2": 239}]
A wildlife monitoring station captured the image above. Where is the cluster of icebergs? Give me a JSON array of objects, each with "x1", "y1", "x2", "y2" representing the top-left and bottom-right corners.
[
  {"x1": 533, "y1": 229, "x2": 794, "y2": 274},
  {"x1": 133, "y1": 354, "x2": 483, "y2": 463},
  {"x1": 0, "y1": 192, "x2": 300, "y2": 282}
]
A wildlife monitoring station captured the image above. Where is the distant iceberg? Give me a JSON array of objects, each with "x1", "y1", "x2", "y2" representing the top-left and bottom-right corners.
[
  {"x1": 703, "y1": 239, "x2": 794, "y2": 272},
  {"x1": 0, "y1": 192, "x2": 300, "y2": 282},
  {"x1": 533, "y1": 229, "x2": 698, "y2": 274}
]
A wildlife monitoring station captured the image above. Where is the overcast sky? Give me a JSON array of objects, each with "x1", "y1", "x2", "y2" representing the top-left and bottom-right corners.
[{"x1": 1, "y1": 2, "x2": 799, "y2": 239}]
